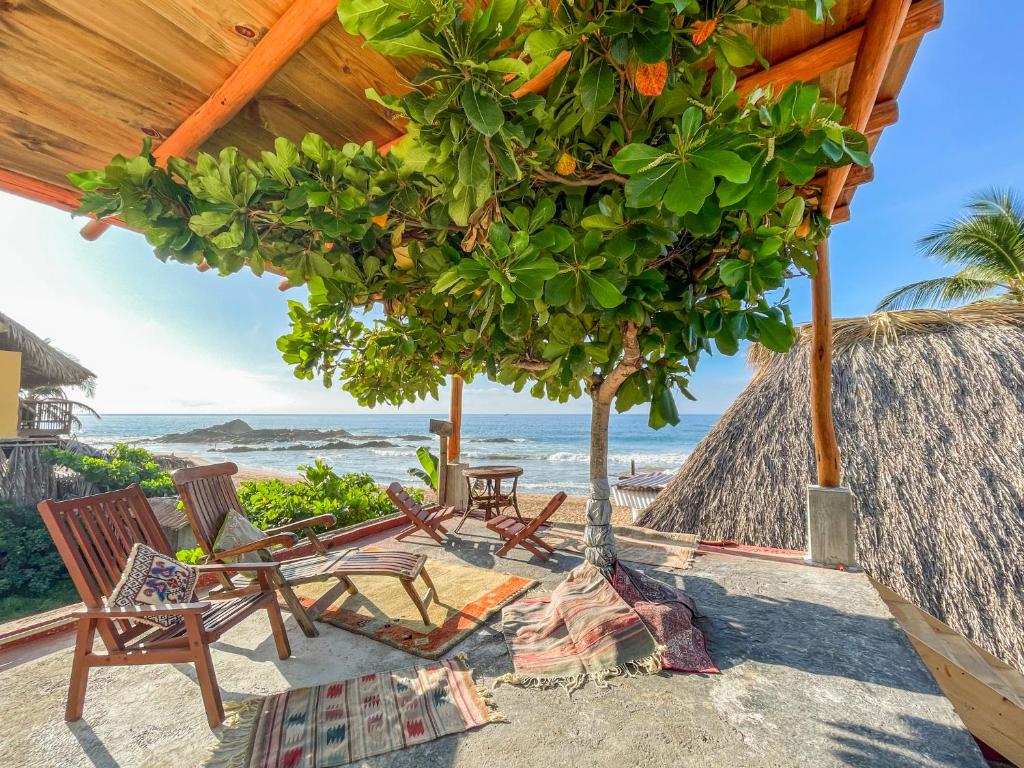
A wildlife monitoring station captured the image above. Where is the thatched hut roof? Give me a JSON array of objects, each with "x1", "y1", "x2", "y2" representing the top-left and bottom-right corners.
[
  {"x1": 0, "y1": 311, "x2": 95, "y2": 389},
  {"x1": 639, "y1": 303, "x2": 1024, "y2": 672}
]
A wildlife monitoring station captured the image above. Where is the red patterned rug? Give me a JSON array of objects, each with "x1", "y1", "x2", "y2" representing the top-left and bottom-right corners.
[{"x1": 206, "y1": 655, "x2": 501, "y2": 767}]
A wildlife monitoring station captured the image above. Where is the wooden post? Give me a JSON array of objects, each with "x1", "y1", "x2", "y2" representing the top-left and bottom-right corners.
[
  {"x1": 810, "y1": 0, "x2": 912, "y2": 488},
  {"x1": 448, "y1": 375, "x2": 462, "y2": 463},
  {"x1": 810, "y1": 239, "x2": 841, "y2": 487}
]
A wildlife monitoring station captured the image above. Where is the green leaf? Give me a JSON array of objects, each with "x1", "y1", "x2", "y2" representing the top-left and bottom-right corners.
[
  {"x1": 584, "y1": 272, "x2": 626, "y2": 308},
  {"x1": 754, "y1": 314, "x2": 795, "y2": 352},
  {"x1": 611, "y1": 144, "x2": 670, "y2": 175},
  {"x1": 663, "y1": 164, "x2": 714, "y2": 214},
  {"x1": 718, "y1": 259, "x2": 749, "y2": 287},
  {"x1": 692, "y1": 150, "x2": 751, "y2": 183},
  {"x1": 462, "y1": 87, "x2": 504, "y2": 137},
  {"x1": 615, "y1": 370, "x2": 652, "y2": 413},
  {"x1": 717, "y1": 33, "x2": 759, "y2": 68},
  {"x1": 624, "y1": 162, "x2": 677, "y2": 208},
  {"x1": 458, "y1": 133, "x2": 490, "y2": 186},
  {"x1": 580, "y1": 62, "x2": 616, "y2": 112},
  {"x1": 545, "y1": 272, "x2": 576, "y2": 306},
  {"x1": 189, "y1": 211, "x2": 231, "y2": 236}
]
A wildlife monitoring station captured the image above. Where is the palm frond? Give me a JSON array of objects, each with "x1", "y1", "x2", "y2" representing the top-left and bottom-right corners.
[{"x1": 875, "y1": 274, "x2": 1005, "y2": 311}]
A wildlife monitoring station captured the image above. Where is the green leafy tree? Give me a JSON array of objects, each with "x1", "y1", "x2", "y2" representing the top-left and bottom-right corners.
[
  {"x1": 72, "y1": 0, "x2": 866, "y2": 569},
  {"x1": 877, "y1": 189, "x2": 1024, "y2": 310}
]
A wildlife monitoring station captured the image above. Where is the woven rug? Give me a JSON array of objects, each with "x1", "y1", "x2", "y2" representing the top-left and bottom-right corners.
[
  {"x1": 611, "y1": 562, "x2": 717, "y2": 674},
  {"x1": 544, "y1": 524, "x2": 696, "y2": 571},
  {"x1": 291, "y1": 558, "x2": 536, "y2": 659},
  {"x1": 498, "y1": 561, "x2": 663, "y2": 692},
  {"x1": 206, "y1": 655, "x2": 501, "y2": 767}
]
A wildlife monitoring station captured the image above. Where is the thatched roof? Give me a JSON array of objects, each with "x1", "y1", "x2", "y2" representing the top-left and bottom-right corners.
[
  {"x1": 640, "y1": 303, "x2": 1024, "y2": 672},
  {"x1": 0, "y1": 311, "x2": 95, "y2": 389}
]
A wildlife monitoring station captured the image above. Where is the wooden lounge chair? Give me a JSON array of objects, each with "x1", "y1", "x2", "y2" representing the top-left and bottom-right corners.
[
  {"x1": 38, "y1": 485, "x2": 291, "y2": 728},
  {"x1": 174, "y1": 464, "x2": 438, "y2": 634},
  {"x1": 386, "y1": 482, "x2": 456, "y2": 543},
  {"x1": 486, "y1": 491, "x2": 567, "y2": 561}
]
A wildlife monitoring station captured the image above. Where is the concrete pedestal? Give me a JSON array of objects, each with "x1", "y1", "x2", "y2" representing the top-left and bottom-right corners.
[
  {"x1": 441, "y1": 462, "x2": 469, "y2": 510},
  {"x1": 806, "y1": 484, "x2": 857, "y2": 567}
]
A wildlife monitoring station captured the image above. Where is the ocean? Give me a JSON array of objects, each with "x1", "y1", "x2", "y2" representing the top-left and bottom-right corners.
[{"x1": 75, "y1": 413, "x2": 718, "y2": 495}]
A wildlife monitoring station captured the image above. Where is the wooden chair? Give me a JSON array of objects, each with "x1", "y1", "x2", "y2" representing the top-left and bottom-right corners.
[
  {"x1": 486, "y1": 492, "x2": 567, "y2": 561},
  {"x1": 386, "y1": 482, "x2": 456, "y2": 543},
  {"x1": 174, "y1": 464, "x2": 438, "y2": 634},
  {"x1": 37, "y1": 485, "x2": 291, "y2": 728}
]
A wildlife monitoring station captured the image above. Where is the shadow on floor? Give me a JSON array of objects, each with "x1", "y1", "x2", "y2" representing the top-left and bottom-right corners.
[
  {"x1": 678, "y1": 574, "x2": 937, "y2": 695},
  {"x1": 826, "y1": 714, "x2": 983, "y2": 766}
]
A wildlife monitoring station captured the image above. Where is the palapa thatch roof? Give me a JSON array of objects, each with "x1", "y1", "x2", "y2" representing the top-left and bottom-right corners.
[
  {"x1": 640, "y1": 303, "x2": 1024, "y2": 672},
  {"x1": 0, "y1": 310, "x2": 95, "y2": 390}
]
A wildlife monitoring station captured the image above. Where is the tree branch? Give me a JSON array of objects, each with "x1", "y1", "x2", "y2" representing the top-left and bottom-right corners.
[
  {"x1": 597, "y1": 321, "x2": 642, "y2": 403},
  {"x1": 532, "y1": 169, "x2": 627, "y2": 187},
  {"x1": 515, "y1": 358, "x2": 550, "y2": 372}
]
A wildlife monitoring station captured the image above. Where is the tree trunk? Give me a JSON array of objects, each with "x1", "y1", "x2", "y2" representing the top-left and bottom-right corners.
[{"x1": 584, "y1": 392, "x2": 617, "y2": 572}]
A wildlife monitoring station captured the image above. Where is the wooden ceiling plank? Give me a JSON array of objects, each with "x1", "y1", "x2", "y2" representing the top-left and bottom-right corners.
[
  {"x1": 822, "y1": 0, "x2": 915, "y2": 217},
  {"x1": 35, "y1": 0, "x2": 239, "y2": 97},
  {"x1": 133, "y1": 0, "x2": 293, "y2": 62},
  {"x1": 737, "y1": 0, "x2": 942, "y2": 96},
  {"x1": 81, "y1": 0, "x2": 339, "y2": 240}
]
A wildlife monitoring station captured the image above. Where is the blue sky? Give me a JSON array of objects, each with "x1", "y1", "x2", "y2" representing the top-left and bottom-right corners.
[{"x1": 0, "y1": 1, "x2": 1016, "y2": 415}]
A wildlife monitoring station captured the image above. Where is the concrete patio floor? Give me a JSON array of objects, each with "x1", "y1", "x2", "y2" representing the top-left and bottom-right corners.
[{"x1": 0, "y1": 520, "x2": 985, "y2": 768}]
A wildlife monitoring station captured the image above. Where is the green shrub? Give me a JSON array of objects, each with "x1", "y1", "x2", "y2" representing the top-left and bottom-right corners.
[
  {"x1": 0, "y1": 502, "x2": 78, "y2": 622},
  {"x1": 43, "y1": 443, "x2": 175, "y2": 497},
  {"x1": 237, "y1": 460, "x2": 401, "y2": 532}
]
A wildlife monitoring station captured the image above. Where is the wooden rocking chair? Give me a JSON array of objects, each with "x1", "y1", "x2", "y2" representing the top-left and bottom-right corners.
[
  {"x1": 38, "y1": 485, "x2": 291, "y2": 728},
  {"x1": 174, "y1": 464, "x2": 438, "y2": 634},
  {"x1": 486, "y1": 491, "x2": 566, "y2": 561}
]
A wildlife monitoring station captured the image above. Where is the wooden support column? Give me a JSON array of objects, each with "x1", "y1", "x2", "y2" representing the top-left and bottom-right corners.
[
  {"x1": 810, "y1": 239, "x2": 841, "y2": 486},
  {"x1": 80, "y1": 0, "x2": 338, "y2": 241},
  {"x1": 448, "y1": 375, "x2": 463, "y2": 463},
  {"x1": 810, "y1": 0, "x2": 912, "y2": 488}
]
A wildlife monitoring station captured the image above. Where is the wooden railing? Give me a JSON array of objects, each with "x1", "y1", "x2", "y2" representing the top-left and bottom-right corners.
[{"x1": 17, "y1": 399, "x2": 74, "y2": 436}]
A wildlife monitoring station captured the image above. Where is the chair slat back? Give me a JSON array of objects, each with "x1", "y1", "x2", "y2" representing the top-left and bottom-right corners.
[
  {"x1": 523, "y1": 492, "x2": 567, "y2": 538},
  {"x1": 172, "y1": 463, "x2": 243, "y2": 556},
  {"x1": 38, "y1": 485, "x2": 173, "y2": 649},
  {"x1": 386, "y1": 482, "x2": 426, "y2": 519}
]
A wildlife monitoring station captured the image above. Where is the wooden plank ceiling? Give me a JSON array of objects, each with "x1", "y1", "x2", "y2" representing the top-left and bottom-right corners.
[{"x1": 0, "y1": 0, "x2": 940, "y2": 224}]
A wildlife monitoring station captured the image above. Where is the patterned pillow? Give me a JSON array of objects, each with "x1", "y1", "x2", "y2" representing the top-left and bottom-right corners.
[
  {"x1": 213, "y1": 508, "x2": 270, "y2": 573},
  {"x1": 107, "y1": 543, "x2": 199, "y2": 628}
]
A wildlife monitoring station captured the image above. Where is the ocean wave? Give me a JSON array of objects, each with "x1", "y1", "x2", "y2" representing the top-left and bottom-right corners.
[{"x1": 545, "y1": 451, "x2": 687, "y2": 467}]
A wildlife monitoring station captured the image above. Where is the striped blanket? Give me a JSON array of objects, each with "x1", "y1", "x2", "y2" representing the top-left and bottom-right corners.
[{"x1": 498, "y1": 561, "x2": 663, "y2": 692}]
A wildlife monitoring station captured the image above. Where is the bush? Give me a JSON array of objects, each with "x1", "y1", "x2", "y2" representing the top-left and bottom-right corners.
[
  {"x1": 237, "y1": 460, "x2": 401, "y2": 533},
  {"x1": 0, "y1": 502, "x2": 78, "y2": 622},
  {"x1": 43, "y1": 443, "x2": 175, "y2": 497}
]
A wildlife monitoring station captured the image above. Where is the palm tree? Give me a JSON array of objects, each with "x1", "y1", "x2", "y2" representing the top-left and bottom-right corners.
[{"x1": 876, "y1": 189, "x2": 1024, "y2": 311}]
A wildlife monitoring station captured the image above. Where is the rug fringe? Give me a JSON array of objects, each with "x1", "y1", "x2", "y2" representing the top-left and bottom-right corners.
[
  {"x1": 494, "y1": 647, "x2": 665, "y2": 696},
  {"x1": 204, "y1": 698, "x2": 264, "y2": 768},
  {"x1": 454, "y1": 652, "x2": 510, "y2": 723}
]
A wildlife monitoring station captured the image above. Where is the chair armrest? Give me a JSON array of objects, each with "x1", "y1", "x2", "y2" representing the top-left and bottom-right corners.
[
  {"x1": 78, "y1": 602, "x2": 210, "y2": 618},
  {"x1": 210, "y1": 533, "x2": 298, "y2": 562},
  {"x1": 263, "y1": 514, "x2": 336, "y2": 536},
  {"x1": 193, "y1": 562, "x2": 281, "y2": 574}
]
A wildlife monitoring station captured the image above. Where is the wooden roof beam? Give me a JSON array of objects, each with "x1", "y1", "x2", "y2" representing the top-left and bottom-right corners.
[
  {"x1": 737, "y1": 0, "x2": 942, "y2": 97},
  {"x1": 0, "y1": 169, "x2": 136, "y2": 232},
  {"x1": 80, "y1": 0, "x2": 338, "y2": 241}
]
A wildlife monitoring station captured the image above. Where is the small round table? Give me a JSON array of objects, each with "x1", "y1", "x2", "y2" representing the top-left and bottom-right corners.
[{"x1": 455, "y1": 465, "x2": 524, "y2": 533}]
